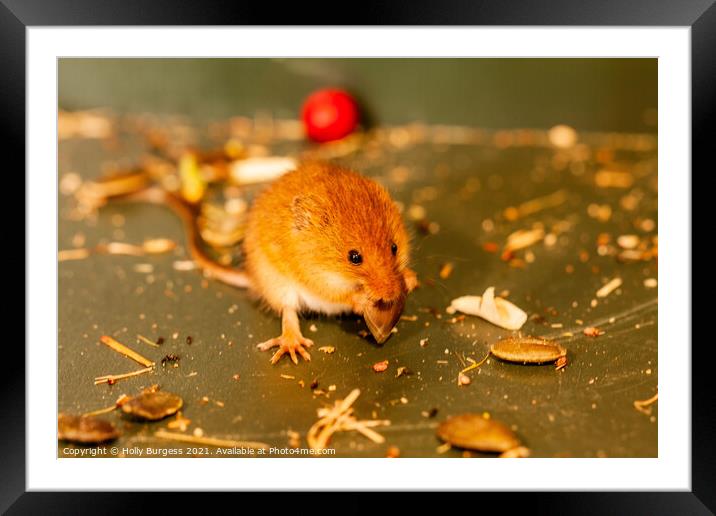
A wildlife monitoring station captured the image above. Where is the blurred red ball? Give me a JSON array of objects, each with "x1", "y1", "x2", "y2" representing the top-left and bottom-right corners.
[{"x1": 301, "y1": 88, "x2": 359, "y2": 143}]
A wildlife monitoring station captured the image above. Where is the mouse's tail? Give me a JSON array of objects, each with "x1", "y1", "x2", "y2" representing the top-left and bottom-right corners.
[{"x1": 111, "y1": 185, "x2": 252, "y2": 290}]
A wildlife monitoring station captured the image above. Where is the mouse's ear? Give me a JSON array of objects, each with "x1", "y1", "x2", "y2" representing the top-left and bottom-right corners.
[{"x1": 291, "y1": 195, "x2": 329, "y2": 230}]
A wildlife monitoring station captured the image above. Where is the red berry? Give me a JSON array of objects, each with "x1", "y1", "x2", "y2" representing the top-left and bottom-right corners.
[{"x1": 301, "y1": 88, "x2": 359, "y2": 143}]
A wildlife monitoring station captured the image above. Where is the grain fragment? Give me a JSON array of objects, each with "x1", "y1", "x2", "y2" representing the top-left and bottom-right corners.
[
  {"x1": 439, "y1": 262, "x2": 454, "y2": 279},
  {"x1": 58, "y1": 248, "x2": 91, "y2": 262},
  {"x1": 167, "y1": 412, "x2": 192, "y2": 432},
  {"x1": 396, "y1": 366, "x2": 413, "y2": 378},
  {"x1": 583, "y1": 327, "x2": 605, "y2": 337},
  {"x1": 596, "y1": 277, "x2": 622, "y2": 298},
  {"x1": 503, "y1": 189, "x2": 568, "y2": 221},
  {"x1": 142, "y1": 238, "x2": 176, "y2": 254},
  {"x1": 490, "y1": 337, "x2": 566, "y2": 364},
  {"x1": 229, "y1": 156, "x2": 297, "y2": 185},
  {"x1": 504, "y1": 227, "x2": 545, "y2": 253},
  {"x1": 437, "y1": 414, "x2": 521, "y2": 453},
  {"x1": 595, "y1": 170, "x2": 634, "y2": 188},
  {"x1": 616, "y1": 234, "x2": 640, "y2": 249}
]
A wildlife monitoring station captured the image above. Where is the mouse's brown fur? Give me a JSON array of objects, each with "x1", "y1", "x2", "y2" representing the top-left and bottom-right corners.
[
  {"x1": 245, "y1": 162, "x2": 413, "y2": 313},
  {"x1": 244, "y1": 162, "x2": 417, "y2": 364},
  {"x1": 108, "y1": 161, "x2": 417, "y2": 365}
]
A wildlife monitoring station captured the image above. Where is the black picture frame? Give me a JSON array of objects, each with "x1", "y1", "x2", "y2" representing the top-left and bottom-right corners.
[{"x1": 5, "y1": 0, "x2": 710, "y2": 512}]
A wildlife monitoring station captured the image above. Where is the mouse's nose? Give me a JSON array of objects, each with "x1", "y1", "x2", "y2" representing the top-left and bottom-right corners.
[{"x1": 363, "y1": 293, "x2": 406, "y2": 344}]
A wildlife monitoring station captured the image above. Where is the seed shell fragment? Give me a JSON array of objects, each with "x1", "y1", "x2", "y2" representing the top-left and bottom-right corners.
[
  {"x1": 121, "y1": 390, "x2": 184, "y2": 421},
  {"x1": 490, "y1": 337, "x2": 566, "y2": 364},
  {"x1": 437, "y1": 414, "x2": 521, "y2": 453},
  {"x1": 450, "y1": 287, "x2": 527, "y2": 330},
  {"x1": 58, "y1": 413, "x2": 120, "y2": 443}
]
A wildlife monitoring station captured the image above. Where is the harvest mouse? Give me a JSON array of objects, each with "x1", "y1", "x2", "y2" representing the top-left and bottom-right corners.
[{"x1": 114, "y1": 162, "x2": 418, "y2": 365}]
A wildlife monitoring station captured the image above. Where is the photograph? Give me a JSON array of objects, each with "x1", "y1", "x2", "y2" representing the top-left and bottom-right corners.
[{"x1": 57, "y1": 57, "x2": 659, "y2": 459}]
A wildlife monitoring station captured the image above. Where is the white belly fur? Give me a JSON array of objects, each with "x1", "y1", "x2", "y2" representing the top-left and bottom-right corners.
[
  {"x1": 295, "y1": 285, "x2": 353, "y2": 315},
  {"x1": 250, "y1": 248, "x2": 353, "y2": 315}
]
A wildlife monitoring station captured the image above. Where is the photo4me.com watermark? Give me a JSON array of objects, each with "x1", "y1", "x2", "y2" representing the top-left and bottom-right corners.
[{"x1": 61, "y1": 446, "x2": 337, "y2": 457}]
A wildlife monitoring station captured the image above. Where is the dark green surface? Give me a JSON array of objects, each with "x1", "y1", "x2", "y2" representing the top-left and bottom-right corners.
[
  {"x1": 59, "y1": 58, "x2": 657, "y2": 132},
  {"x1": 58, "y1": 59, "x2": 657, "y2": 458}
]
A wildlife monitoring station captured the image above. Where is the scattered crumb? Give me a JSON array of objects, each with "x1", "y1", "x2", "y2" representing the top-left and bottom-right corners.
[
  {"x1": 500, "y1": 446, "x2": 531, "y2": 458},
  {"x1": 596, "y1": 277, "x2": 622, "y2": 298},
  {"x1": 617, "y1": 234, "x2": 640, "y2": 249},
  {"x1": 436, "y1": 442, "x2": 451, "y2": 454},
  {"x1": 555, "y1": 356, "x2": 568, "y2": 371},
  {"x1": 167, "y1": 412, "x2": 191, "y2": 432},
  {"x1": 583, "y1": 327, "x2": 605, "y2": 337},
  {"x1": 439, "y1": 262, "x2": 454, "y2": 279},
  {"x1": 373, "y1": 360, "x2": 389, "y2": 373},
  {"x1": 386, "y1": 446, "x2": 401, "y2": 458},
  {"x1": 396, "y1": 367, "x2": 412, "y2": 378},
  {"x1": 288, "y1": 430, "x2": 301, "y2": 448}
]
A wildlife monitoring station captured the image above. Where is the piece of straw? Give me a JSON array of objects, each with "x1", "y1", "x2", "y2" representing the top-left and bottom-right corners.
[
  {"x1": 307, "y1": 389, "x2": 389, "y2": 450},
  {"x1": 99, "y1": 335, "x2": 155, "y2": 368},
  {"x1": 153, "y1": 429, "x2": 269, "y2": 450},
  {"x1": 633, "y1": 392, "x2": 658, "y2": 415},
  {"x1": 136, "y1": 334, "x2": 161, "y2": 348},
  {"x1": 94, "y1": 366, "x2": 154, "y2": 385}
]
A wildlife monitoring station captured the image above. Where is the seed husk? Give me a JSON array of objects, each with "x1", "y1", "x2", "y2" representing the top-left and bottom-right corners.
[
  {"x1": 490, "y1": 337, "x2": 566, "y2": 364},
  {"x1": 121, "y1": 390, "x2": 183, "y2": 421},
  {"x1": 450, "y1": 287, "x2": 527, "y2": 330},
  {"x1": 437, "y1": 414, "x2": 521, "y2": 452},
  {"x1": 58, "y1": 413, "x2": 120, "y2": 443}
]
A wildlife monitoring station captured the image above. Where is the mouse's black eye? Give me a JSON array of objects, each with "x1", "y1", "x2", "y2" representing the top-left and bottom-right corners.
[
  {"x1": 348, "y1": 249, "x2": 363, "y2": 265},
  {"x1": 391, "y1": 243, "x2": 398, "y2": 256}
]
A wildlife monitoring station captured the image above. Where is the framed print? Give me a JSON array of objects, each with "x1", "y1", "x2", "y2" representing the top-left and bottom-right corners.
[{"x1": 6, "y1": 0, "x2": 712, "y2": 512}]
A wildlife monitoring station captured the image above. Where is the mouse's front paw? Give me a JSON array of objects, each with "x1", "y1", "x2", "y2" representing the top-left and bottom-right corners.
[{"x1": 256, "y1": 334, "x2": 314, "y2": 365}]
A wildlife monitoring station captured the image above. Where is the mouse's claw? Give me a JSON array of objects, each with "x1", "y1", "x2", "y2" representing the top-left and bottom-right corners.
[{"x1": 257, "y1": 334, "x2": 313, "y2": 365}]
